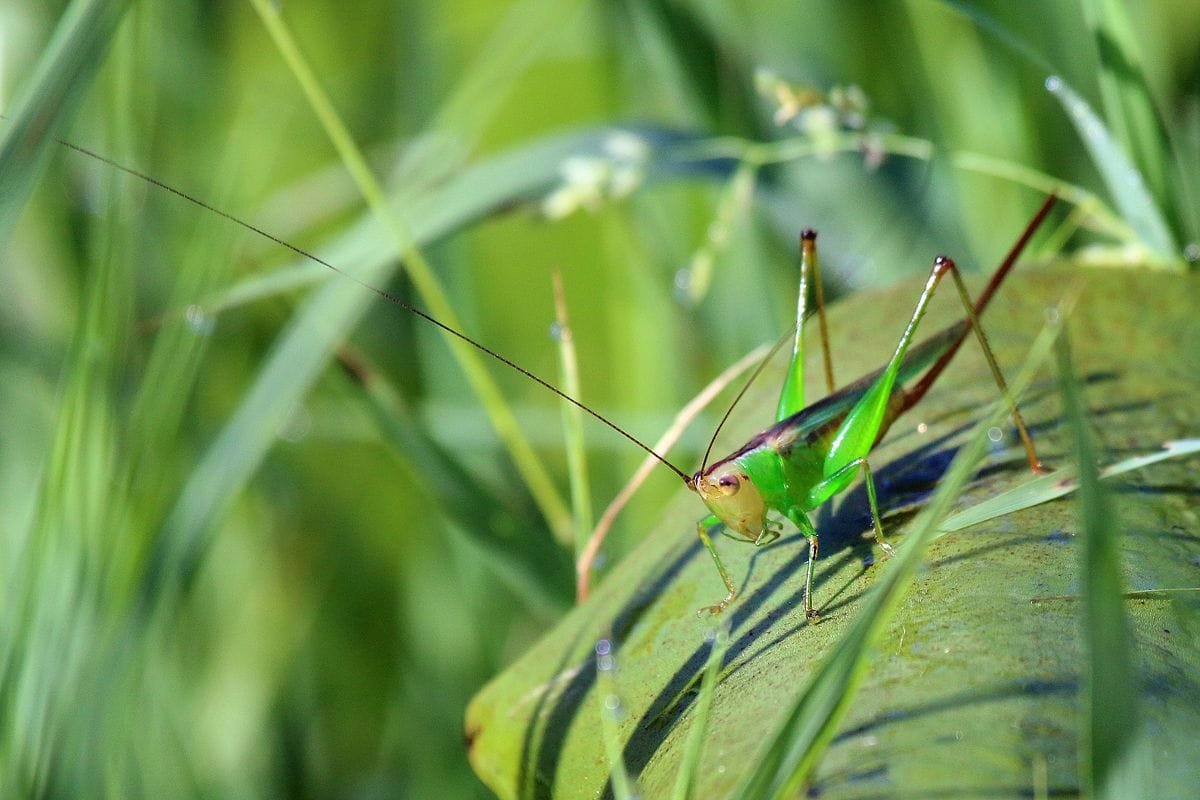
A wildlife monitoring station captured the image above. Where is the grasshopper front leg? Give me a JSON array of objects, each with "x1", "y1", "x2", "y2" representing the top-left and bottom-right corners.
[{"x1": 696, "y1": 515, "x2": 738, "y2": 615}]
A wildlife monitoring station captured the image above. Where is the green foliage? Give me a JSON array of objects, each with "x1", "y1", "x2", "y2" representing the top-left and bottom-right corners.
[
  {"x1": 0, "y1": 0, "x2": 127, "y2": 242},
  {"x1": 2, "y1": 1, "x2": 1197, "y2": 797}
]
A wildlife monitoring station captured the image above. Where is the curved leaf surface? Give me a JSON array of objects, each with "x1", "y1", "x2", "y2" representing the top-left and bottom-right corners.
[{"x1": 467, "y1": 267, "x2": 1200, "y2": 800}]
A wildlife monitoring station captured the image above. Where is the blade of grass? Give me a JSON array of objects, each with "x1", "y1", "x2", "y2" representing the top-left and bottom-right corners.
[
  {"x1": 671, "y1": 623, "x2": 730, "y2": 800},
  {"x1": 1078, "y1": 0, "x2": 1175, "y2": 223},
  {"x1": 339, "y1": 347, "x2": 573, "y2": 614},
  {"x1": 935, "y1": 1, "x2": 1176, "y2": 260},
  {"x1": 0, "y1": 17, "x2": 135, "y2": 784},
  {"x1": 249, "y1": 0, "x2": 572, "y2": 541},
  {"x1": 681, "y1": 162, "x2": 757, "y2": 305},
  {"x1": 1045, "y1": 76, "x2": 1177, "y2": 262},
  {"x1": 596, "y1": 639, "x2": 638, "y2": 800},
  {"x1": 938, "y1": 438, "x2": 1200, "y2": 534},
  {"x1": 0, "y1": 0, "x2": 127, "y2": 243},
  {"x1": 1055, "y1": 331, "x2": 1146, "y2": 799},
  {"x1": 121, "y1": 106, "x2": 270, "y2": 559},
  {"x1": 736, "y1": 303, "x2": 1066, "y2": 800},
  {"x1": 552, "y1": 271, "x2": 594, "y2": 560}
]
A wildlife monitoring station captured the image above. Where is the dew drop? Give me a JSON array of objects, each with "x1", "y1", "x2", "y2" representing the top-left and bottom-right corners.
[
  {"x1": 673, "y1": 268, "x2": 693, "y2": 294},
  {"x1": 1044, "y1": 75, "x2": 1062, "y2": 93},
  {"x1": 595, "y1": 639, "x2": 612, "y2": 657},
  {"x1": 917, "y1": 422, "x2": 928, "y2": 434},
  {"x1": 676, "y1": 268, "x2": 696, "y2": 293},
  {"x1": 987, "y1": 426, "x2": 1004, "y2": 443},
  {"x1": 602, "y1": 693, "x2": 627, "y2": 722},
  {"x1": 548, "y1": 321, "x2": 566, "y2": 342},
  {"x1": 185, "y1": 304, "x2": 215, "y2": 335}
]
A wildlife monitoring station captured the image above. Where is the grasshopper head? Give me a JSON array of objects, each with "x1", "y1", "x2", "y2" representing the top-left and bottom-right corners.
[{"x1": 688, "y1": 461, "x2": 767, "y2": 539}]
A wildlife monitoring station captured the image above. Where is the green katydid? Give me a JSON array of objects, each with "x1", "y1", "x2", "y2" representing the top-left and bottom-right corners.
[
  {"x1": 687, "y1": 195, "x2": 1055, "y2": 618},
  {"x1": 56, "y1": 136, "x2": 1054, "y2": 621}
]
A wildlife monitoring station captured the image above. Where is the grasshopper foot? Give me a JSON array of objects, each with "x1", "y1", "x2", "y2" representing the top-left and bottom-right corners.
[
  {"x1": 753, "y1": 526, "x2": 781, "y2": 547},
  {"x1": 699, "y1": 601, "x2": 729, "y2": 616},
  {"x1": 697, "y1": 590, "x2": 736, "y2": 617},
  {"x1": 753, "y1": 522, "x2": 782, "y2": 546},
  {"x1": 806, "y1": 608, "x2": 823, "y2": 624}
]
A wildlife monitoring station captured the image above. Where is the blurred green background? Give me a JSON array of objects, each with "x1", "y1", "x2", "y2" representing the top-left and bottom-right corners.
[{"x1": 2, "y1": 0, "x2": 1196, "y2": 797}]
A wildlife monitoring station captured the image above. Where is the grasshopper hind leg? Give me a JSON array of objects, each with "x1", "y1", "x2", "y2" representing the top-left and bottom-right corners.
[{"x1": 904, "y1": 256, "x2": 1048, "y2": 473}]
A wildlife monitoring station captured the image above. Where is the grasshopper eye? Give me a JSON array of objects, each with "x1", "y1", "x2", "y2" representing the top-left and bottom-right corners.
[{"x1": 717, "y1": 474, "x2": 740, "y2": 496}]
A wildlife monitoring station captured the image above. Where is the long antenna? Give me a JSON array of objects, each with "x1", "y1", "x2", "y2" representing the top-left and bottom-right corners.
[
  {"x1": 57, "y1": 137, "x2": 692, "y2": 483},
  {"x1": 699, "y1": 328, "x2": 794, "y2": 475}
]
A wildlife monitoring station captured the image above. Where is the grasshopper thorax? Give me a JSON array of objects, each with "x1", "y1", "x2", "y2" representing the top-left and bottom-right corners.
[{"x1": 688, "y1": 461, "x2": 768, "y2": 539}]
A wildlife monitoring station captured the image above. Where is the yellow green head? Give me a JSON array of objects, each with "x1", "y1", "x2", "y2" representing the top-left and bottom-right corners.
[{"x1": 688, "y1": 460, "x2": 767, "y2": 539}]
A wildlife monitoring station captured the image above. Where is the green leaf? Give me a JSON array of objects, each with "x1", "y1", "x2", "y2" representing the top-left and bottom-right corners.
[{"x1": 467, "y1": 266, "x2": 1200, "y2": 799}]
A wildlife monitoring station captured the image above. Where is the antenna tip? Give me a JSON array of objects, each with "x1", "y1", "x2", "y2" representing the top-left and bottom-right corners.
[{"x1": 800, "y1": 228, "x2": 817, "y2": 242}]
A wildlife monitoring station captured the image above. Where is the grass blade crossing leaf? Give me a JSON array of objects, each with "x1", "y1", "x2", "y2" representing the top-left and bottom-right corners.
[
  {"x1": 938, "y1": 439, "x2": 1200, "y2": 534},
  {"x1": 1055, "y1": 332, "x2": 1146, "y2": 799}
]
